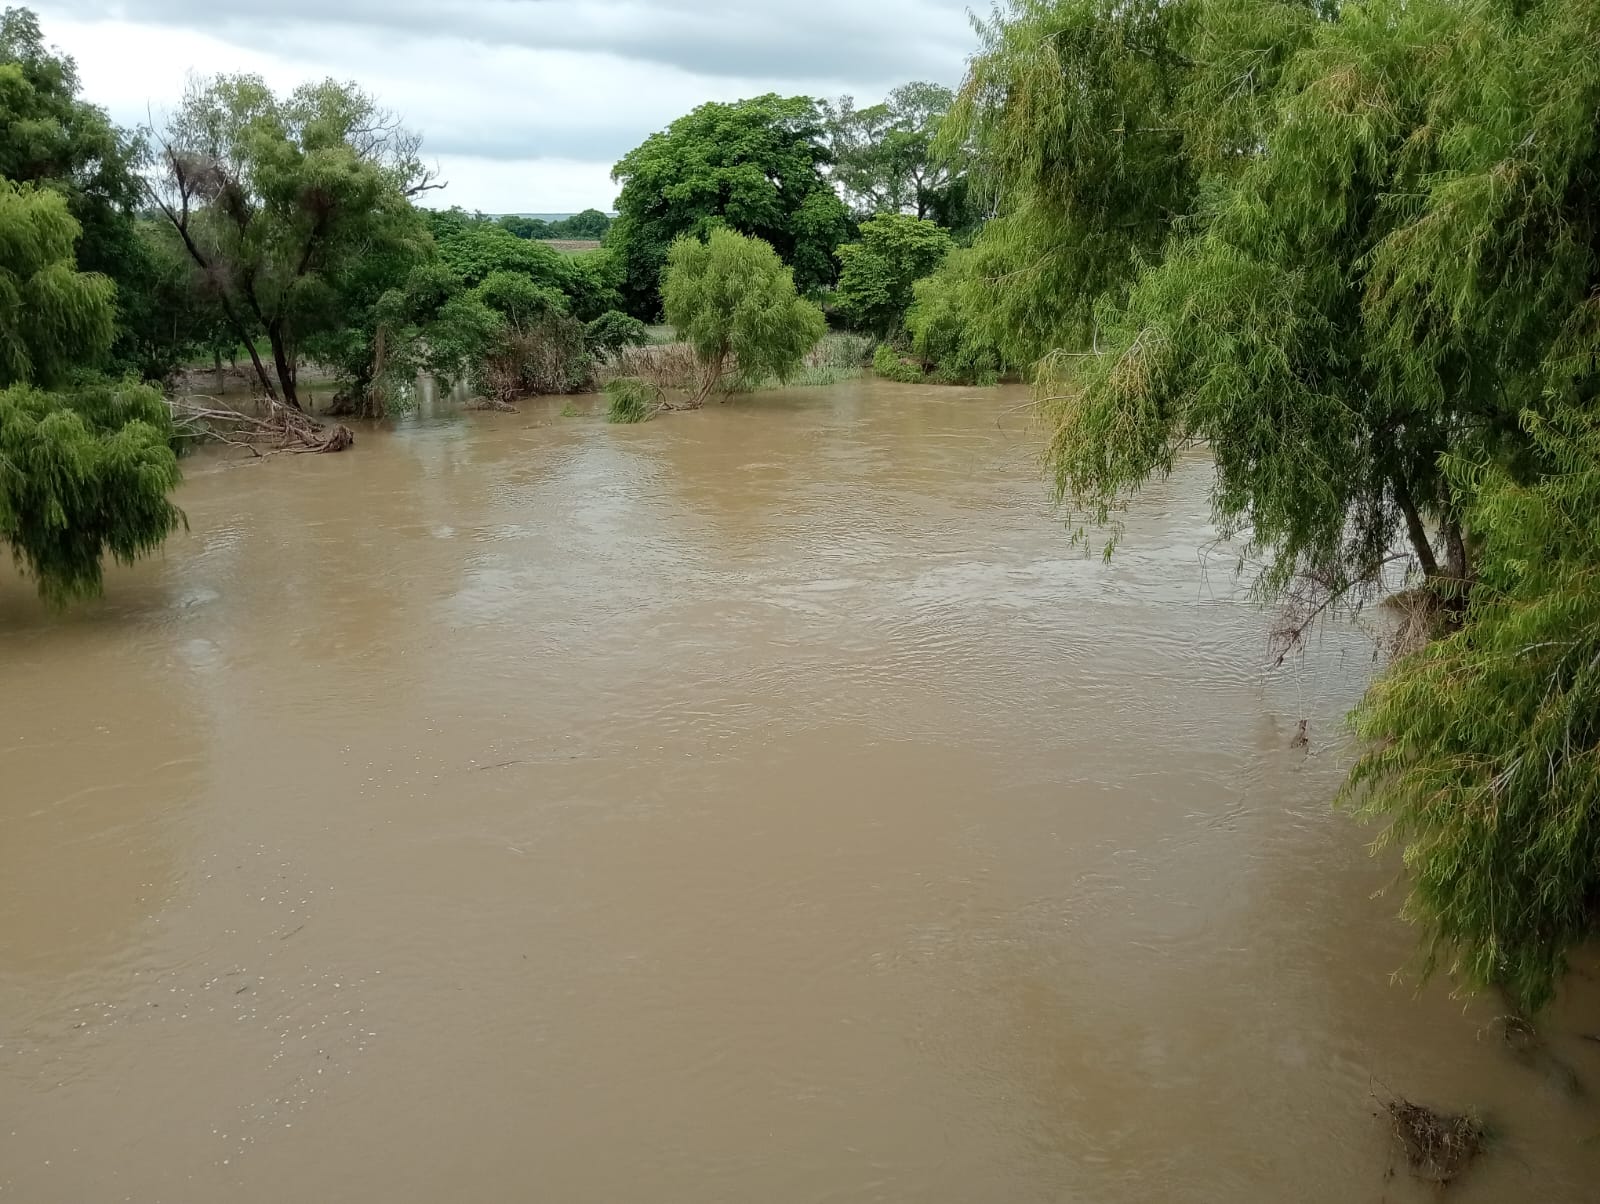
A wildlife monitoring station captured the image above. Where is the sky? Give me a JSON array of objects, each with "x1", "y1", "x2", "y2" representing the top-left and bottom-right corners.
[{"x1": 29, "y1": 1, "x2": 978, "y2": 213}]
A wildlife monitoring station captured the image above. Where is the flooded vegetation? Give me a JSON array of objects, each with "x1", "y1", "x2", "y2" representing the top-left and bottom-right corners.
[
  {"x1": 5, "y1": 0, "x2": 1600, "y2": 1197},
  {"x1": 3, "y1": 383, "x2": 1598, "y2": 1201}
]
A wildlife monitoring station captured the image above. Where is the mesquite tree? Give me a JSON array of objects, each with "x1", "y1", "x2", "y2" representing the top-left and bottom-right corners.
[{"x1": 148, "y1": 74, "x2": 437, "y2": 409}]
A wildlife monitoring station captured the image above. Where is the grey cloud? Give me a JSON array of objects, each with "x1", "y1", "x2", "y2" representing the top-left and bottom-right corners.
[
  {"x1": 48, "y1": 0, "x2": 976, "y2": 85},
  {"x1": 424, "y1": 122, "x2": 641, "y2": 164}
]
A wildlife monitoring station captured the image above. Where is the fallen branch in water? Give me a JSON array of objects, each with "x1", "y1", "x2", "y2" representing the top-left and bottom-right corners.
[
  {"x1": 1372, "y1": 1084, "x2": 1486, "y2": 1186},
  {"x1": 170, "y1": 395, "x2": 355, "y2": 455}
]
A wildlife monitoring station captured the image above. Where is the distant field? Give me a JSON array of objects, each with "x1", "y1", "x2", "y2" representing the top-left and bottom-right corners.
[{"x1": 546, "y1": 239, "x2": 602, "y2": 253}]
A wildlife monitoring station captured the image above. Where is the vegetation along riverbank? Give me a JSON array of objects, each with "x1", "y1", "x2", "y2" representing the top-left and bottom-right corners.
[{"x1": 3, "y1": 0, "x2": 1599, "y2": 1190}]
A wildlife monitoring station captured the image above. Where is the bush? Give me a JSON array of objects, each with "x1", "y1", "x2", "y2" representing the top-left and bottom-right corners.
[
  {"x1": 605, "y1": 376, "x2": 660, "y2": 423},
  {"x1": 835, "y1": 215, "x2": 953, "y2": 337},
  {"x1": 479, "y1": 311, "x2": 592, "y2": 403},
  {"x1": 585, "y1": 310, "x2": 650, "y2": 357},
  {"x1": 905, "y1": 249, "x2": 1008, "y2": 385},
  {"x1": 872, "y1": 343, "x2": 927, "y2": 383}
]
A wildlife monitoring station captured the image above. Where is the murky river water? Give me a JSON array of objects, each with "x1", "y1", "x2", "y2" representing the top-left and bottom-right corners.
[{"x1": 3, "y1": 380, "x2": 1597, "y2": 1202}]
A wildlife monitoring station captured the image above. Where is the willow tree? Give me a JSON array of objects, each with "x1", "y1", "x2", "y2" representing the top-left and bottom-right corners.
[
  {"x1": 0, "y1": 178, "x2": 182, "y2": 602},
  {"x1": 960, "y1": 0, "x2": 1600, "y2": 1007},
  {"x1": 149, "y1": 75, "x2": 437, "y2": 409},
  {"x1": 661, "y1": 228, "x2": 825, "y2": 404}
]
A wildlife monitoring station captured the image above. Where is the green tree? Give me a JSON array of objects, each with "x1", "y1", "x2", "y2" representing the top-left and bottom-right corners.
[
  {"x1": 0, "y1": 177, "x2": 182, "y2": 602},
  {"x1": 0, "y1": 6, "x2": 189, "y2": 377},
  {"x1": 584, "y1": 309, "x2": 648, "y2": 357},
  {"x1": 834, "y1": 214, "x2": 952, "y2": 337},
  {"x1": 498, "y1": 214, "x2": 552, "y2": 240},
  {"x1": 554, "y1": 208, "x2": 611, "y2": 239},
  {"x1": 609, "y1": 94, "x2": 850, "y2": 317},
  {"x1": 427, "y1": 209, "x2": 622, "y2": 320},
  {"x1": 958, "y1": 0, "x2": 1600, "y2": 1006},
  {"x1": 660, "y1": 228, "x2": 826, "y2": 405},
  {"x1": 149, "y1": 74, "x2": 438, "y2": 409},
  {"x1": 1346, "y1": 412, "x2": 1600, "y2": 1012},
  {"x1": 824, "y1": 82, "x2": 973, "y2": 226}
]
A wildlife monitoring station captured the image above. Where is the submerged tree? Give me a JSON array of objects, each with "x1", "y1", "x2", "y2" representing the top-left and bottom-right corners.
[
  {"x1": 609, "y1": 94, "x2": 850, "y2": 317},
  {"x1": 660, "y1": 228, "x2": 825, "y2": 405},
  {"x1": 149, "y1": 74, "x2": 438, "y2": 409},
  {"x1": 0, "y1": 178, "x2": 182, "y2": 602}
]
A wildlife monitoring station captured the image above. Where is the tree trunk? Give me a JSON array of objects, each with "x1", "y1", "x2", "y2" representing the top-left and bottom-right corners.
[
  {"x1": 213, "y1": 347, "x2": 224, "y2": 394},
  {"x1": 239, "y1": 334, "x2": 278, "y2": 401},
  {"x1": 1440, "y1": 513, "x2": 1471, "y2": 611},
  {"x1": 693, "y1": 345, "x2": 728, "y2": 407},
  {"x1": 1392, "y1": 472, "x2": 1441, "y2": 578},
  {"x1": 267, "y1": 327, "x2": 302, "y2": 411}
]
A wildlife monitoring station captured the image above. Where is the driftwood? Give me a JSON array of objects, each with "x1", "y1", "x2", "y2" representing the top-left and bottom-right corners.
[
  {"x1": 171, "y1": 396, "x2": 354, "y2": 455},
  {"x1": 1374, "y1": 1087, "x2": 1486, "y2": 1186}
]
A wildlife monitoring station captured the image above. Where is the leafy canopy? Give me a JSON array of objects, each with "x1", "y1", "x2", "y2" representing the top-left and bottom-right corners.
[
  {"x1": 609, "y1": 94, "x2": 850, "y2": 317},
  {"x1": 660, "y1": 227, "x2": 826, "y2": 403},
  {"x1": 834, "y1": 214, "x2": 952, "y2": 338},
  {"x1": 958, "y1": 0, "x2": 1600, "y2": 1006},
  {"x1": 824, "y1": 82, "x2": 974, "y2": 227},
  {"x1": 0, "y1": 177, "x2": 181, "y2": 603},
  {"x1": 0, "y1": 177, "x2": 113, "y2": 387},
  {"x1": 150, "y1": 73, "x2": 436, "y2": 408}
]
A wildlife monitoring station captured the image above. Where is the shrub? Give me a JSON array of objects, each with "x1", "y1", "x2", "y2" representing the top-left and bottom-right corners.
[{"x1": 605, "y1": 376, "x2": 660, "y2": 424}]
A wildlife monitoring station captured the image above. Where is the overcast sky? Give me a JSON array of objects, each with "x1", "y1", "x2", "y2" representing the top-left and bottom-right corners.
[{"x1": 29, "y1": 1, "x2": 978, "y2": 213}]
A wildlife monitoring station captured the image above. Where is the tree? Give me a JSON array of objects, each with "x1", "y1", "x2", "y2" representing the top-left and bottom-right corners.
[
  {"x1": 609, "y1": 94, "x2": 851, "y2": 317},
  {"x1": 555, "y1": 208, "x2": 611, "y2": 239},
  {"x1": 584, "y1": 310, "x2": 648, "y2": 357},
  {"x1": 834, "y1": 214, "x2": 952, "y2": 338},
  {"x1": 660, "y1": 228, "x2": 825, "y2": 405},
  {"x1": 0, "y1": 6, "x2": 181, "y2": 376},
  {"x1": 957, "y1": 0, "x2": 1600, "y2": 1006},
  {"x1": 149, "y1": 74, "x2": 438, "y2": 409},
  {"x1": 426, "y1": 209, "x2": 622, "y2": 320},
  {"x1": 0, "y1": 177, "x2": 182, "y2": 602},
  {"x1": 498, "y1": 214, "x2": 552, "y2": 240},
  {"x1": 1346, "y1": 412, "x2": 1600, "y2": 1013},
  {"x1": 824, "y1": 82, "x2": 972, "y2": 226}
]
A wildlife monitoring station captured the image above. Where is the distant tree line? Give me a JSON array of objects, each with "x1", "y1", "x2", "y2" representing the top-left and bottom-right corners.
[{"x1": 497, "y1": 208, "x2": 612, "y2": 242}]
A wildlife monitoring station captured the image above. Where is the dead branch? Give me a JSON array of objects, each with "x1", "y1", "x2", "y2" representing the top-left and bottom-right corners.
[{"x1": 169, "y1": 396, "x2": 354, "y2": 455}]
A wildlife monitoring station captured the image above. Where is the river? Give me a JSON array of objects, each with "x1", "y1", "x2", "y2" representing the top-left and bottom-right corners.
[{"x1": 2, "y1": 379, "x2": 1596, "y2": 1201}]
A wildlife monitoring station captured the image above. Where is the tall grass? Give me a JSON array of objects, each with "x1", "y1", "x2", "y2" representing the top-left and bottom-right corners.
[{"x1": 605, "y1": 376, "x2": 661, "y2": 423}]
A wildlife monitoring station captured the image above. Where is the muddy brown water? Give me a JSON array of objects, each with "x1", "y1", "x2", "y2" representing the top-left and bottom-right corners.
[{"x1": 2, "y1": 380, "x2": 1597, "y2": 1202}]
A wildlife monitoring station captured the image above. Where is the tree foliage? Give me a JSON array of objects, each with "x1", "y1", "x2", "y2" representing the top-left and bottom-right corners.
[
  {"x1": 609, "y1": 94, "x2": 851, "y2": 317},
  {"x1": 958, "y1": 0, "x2": 1600, "y2": 1006},
  {"x1": 660, "y1": 228, "x2": 826, "y2": 404},
  {"x1": 825, "y1": 82, "x2": 974, "y2": 227},
  {"x1": 834, "y1": 214, "x2": 952, "y2": 338},
  {"x1": 584, "y1": 309, "x2": 648, "y2": 357},
  {"x1": 498, "y1": 208, "x2": 612, "y2": 241},
  {"x1": 0, "y1": 177, "x2": 113, "y2": 386},
  {"x1": 149, "y1": 74, "x2": 437, "y2": 409},
  {"x1": 0, "y1": 176, "x2": 181, "y2": 602},
  {"x1": 1346, "y1": 412, "x2": 1600, "y2": 1012}
]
